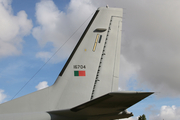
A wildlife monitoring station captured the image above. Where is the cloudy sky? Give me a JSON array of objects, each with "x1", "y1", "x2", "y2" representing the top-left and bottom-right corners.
[{"x1": 0, "y1": 0, "x2": 180, "y2": 119}]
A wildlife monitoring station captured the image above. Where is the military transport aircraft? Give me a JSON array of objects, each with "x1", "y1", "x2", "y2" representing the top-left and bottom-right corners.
[{"x1": 0, "y1": 7, "x2": 153, "y2": 120}]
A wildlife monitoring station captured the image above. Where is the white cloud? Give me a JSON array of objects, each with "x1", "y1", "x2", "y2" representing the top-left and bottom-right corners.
[
  {"x1": 0, "y1": 89, "x2": 6, "y2": 104},
  {"x1": 32, "y1": 0, "x2": 96, "y2": 63},
  {"x1": 36, "y1": 51, "x2": 52, "y2": 62},
  {"x1": 119, "y1": 55, "x2": 140, "y2": 90},
  {"x1": 0, "y1": 0, "x2": 33, "y2": 58},
  {"x1": 118, "y1": 0, "x2": 180, "y2": 97},
  {"x1": 150, "y1": 105, "x2": 180, "y2": 120},
  {"x1": 35, "y1": 81, "x2": 49, "y2": 90}
]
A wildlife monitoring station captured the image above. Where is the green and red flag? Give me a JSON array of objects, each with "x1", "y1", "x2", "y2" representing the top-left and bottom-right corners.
[{"x1": 74, "y1": 71, "x2": 86, "y2": 76}]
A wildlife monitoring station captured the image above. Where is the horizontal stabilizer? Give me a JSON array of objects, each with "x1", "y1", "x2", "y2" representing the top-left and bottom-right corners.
[{"x1": 48, "y1": 91, "x2": 153, "y2": 119}]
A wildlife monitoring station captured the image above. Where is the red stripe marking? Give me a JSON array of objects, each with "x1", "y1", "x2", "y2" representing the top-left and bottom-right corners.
[{"x1": 79, "y1": 71, "x2": 86, "y2": 76}]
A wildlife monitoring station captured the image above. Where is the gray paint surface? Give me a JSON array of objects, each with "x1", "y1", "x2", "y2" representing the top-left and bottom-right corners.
[{"x1": 0, "y1": 7, "x2": 153, "y2": 120}]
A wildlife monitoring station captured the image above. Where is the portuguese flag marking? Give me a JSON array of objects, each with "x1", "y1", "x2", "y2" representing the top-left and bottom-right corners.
[{"x1": 74, "y1": 71, "x2": 86, "y2": 76}]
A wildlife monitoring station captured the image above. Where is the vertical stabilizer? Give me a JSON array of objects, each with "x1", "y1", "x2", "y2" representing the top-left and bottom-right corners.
[{"x1": 52, "y1": 7, "x2": 123, "y2": 109}]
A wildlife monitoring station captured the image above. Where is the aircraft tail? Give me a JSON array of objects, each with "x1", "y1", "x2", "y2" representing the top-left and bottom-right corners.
[{"x1": 51, "y1": 7, "x2": 123, "y2": 110}]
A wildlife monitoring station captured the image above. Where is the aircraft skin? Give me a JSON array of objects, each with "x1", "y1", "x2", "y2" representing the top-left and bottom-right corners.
[{"x1": 0, "y1": 7, "x2": 153, "y2": 120}]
